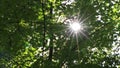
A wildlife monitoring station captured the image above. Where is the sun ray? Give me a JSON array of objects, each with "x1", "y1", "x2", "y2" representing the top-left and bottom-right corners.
[{"x1": 63, "y1": 12, "x2": 95, "y2": 57}]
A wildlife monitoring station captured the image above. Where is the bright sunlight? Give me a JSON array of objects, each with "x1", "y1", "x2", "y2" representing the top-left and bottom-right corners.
[{"x1": 69, "y1": 22, "x2": 81, "y2": 33}]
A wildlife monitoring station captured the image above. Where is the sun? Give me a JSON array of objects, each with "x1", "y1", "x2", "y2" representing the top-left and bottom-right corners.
[
  {"x1": 70, "y1": 22, "x2": 82, "y2": 32},
  {"x1": 64, "y1": 15, "x2": 91, "y2": 39},
  {"x1": 65, "y1": 17, "x2": 88, "y2": 39}
]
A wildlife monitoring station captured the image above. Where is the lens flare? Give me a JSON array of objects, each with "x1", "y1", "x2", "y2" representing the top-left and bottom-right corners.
[
  {"x1": 65, "y1": 17, "x2": 88, "y2": 39},
  {"x1": 70, "y1": 22, "x2": 81, "y2": 32}
]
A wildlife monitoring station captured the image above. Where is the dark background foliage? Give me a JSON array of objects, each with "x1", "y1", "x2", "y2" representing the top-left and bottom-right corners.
[{"x1": 0, "y1": 0, "x2": 120, "y2": 68}]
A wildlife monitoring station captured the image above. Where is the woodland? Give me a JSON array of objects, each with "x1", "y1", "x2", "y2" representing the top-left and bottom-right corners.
[{"x1": 0, "y1": 0, "x2": 120, "y2": 68}]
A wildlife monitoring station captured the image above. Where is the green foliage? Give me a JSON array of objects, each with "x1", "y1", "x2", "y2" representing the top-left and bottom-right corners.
[
  {"x1": 7, "y1": 46, "x2": 37, "y2": 68},
  {"x1": 0, "y1": 0, "x2": 120, "y2": 68}
]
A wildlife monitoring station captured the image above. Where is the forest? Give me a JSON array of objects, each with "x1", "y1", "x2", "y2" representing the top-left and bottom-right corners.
[{"x1": 0, "y1": 0, "x2": 120, "y2": 68}]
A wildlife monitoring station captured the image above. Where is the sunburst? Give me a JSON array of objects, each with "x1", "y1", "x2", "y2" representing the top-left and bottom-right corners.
[{"x1": 65, "y1": 17, "x2": 87, "y2": 39}]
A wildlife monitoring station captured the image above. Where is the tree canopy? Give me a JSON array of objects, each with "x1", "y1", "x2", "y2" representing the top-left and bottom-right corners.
[{"x1": 0, "y1": 0, "x2": 120, "y2": 68}]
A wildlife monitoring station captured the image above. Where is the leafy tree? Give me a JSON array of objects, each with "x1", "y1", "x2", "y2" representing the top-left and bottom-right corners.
[{"x1": 0, "y1": 0, "x2": 120, "y2": 68}]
